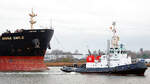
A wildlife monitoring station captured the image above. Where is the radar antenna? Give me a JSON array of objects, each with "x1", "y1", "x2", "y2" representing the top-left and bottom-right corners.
[{"x1": 29, "y1": 8, "x2": 37, "y2": 29}]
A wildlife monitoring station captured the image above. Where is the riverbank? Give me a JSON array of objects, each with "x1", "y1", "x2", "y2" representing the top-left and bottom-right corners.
[{"x1": 45, "y1": 62, "x2": 85, "y2": 66}]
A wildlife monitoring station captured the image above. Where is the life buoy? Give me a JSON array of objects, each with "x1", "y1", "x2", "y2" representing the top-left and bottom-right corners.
[
  {"x1": 86, "y1": 55, "x2": 95, "y2": 62},
  {"x1": 96, "y1": 56, "x2": 101, "y2": 62}
]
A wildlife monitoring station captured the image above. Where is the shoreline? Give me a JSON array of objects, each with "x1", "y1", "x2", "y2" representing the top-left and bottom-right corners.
[
  {"x1": 45, "y1": 62, "x2": 85, "y2": 67},
  {"x1": 45, "y1": 62, "x2": 150, "y2": 67}
]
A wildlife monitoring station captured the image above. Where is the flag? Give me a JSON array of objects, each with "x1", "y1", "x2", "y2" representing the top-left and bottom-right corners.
[{"x1": 110, "y1": 26, "x2": 112, "y2": 30}]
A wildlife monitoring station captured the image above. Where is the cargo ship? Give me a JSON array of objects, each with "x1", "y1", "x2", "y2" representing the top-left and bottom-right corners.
[
  {"x1": 0, "y1": 9, "x2": 54, "y2": 71},
  {"x1": 61, "y1": 22, "x2": 147, "y2": 75}
]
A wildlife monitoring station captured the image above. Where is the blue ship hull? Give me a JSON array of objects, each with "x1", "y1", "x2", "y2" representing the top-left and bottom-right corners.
[{"x1": 61, "y1": 62, "x2": 147, "y2": 75}]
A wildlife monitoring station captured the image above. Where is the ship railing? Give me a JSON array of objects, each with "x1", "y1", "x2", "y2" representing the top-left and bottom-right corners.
[{"x1": 14, "y1": 29, "x2": 24, "y2": 33}]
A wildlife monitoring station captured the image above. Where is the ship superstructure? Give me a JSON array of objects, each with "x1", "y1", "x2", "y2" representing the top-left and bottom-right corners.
[{"x1": 86, "y1": 22, "x2": 131, "y2": 68}]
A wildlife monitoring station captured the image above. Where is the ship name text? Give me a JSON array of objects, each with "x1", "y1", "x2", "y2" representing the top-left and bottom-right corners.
[{"x1": 1, "y1": 36, "x2": 24, "y2": 40}]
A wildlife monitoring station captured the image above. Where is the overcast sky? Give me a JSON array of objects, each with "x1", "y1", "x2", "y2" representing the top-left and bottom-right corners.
[{"x1": 0, "y1": 0, "x2": 150, "y2": 53}]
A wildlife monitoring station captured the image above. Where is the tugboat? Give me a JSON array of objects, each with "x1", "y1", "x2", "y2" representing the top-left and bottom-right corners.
[
  {"x1": 0, "y1": 9, "x2": 54, "y2": 71},
  {"x1": 61, "y1": 22, "x2": 147, "y2": 75}
]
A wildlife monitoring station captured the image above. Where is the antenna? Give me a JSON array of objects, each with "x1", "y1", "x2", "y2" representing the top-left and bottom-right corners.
[
  {"x1": 112, "y1": 21, "x2": 116, "y2": 36},
  {"x1": 107, "y1": 40, "x2": 110, "y2": 68},
  {"x1": 98, "y1": 49, "x2": 101, "y2": 56},
  {"x1": 29, "y1": 8, "x2": 37, "y2": 29},
  {"x1": 88, "y1": 49, "x2": 92, "y2": 56},
  {"x1": 107, "y1": 40, "x2": 110, "y2": 55},
  {"x1": 50, "y1": 18, "x2": 53, "y2": 29}
]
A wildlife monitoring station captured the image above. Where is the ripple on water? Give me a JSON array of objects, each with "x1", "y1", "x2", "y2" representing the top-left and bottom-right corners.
[{"x1": 0, "y1": 67, "x2": 149, "y2": 84}]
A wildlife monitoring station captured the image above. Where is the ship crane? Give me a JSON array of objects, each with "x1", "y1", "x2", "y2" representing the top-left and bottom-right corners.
[{"x1": 29, "y1": 8, "x2": 37, "y2": 29}]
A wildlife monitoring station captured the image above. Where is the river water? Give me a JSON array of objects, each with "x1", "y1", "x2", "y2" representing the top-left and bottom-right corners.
[{"x1": 0, "y1": 67, "x2": 149, "y2": 84}]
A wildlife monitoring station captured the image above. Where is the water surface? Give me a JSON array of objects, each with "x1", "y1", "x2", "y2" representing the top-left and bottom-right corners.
[{"x1": 0, "y1": 67, "x2": 149, "y2": 84}]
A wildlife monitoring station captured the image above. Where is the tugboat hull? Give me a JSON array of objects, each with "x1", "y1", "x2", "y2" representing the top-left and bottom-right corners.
[{"x1": 61, "y1": 62, "x2": 147, "y2": 75}]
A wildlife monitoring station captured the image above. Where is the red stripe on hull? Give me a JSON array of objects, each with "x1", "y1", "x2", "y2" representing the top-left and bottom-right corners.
[{"x1": 0, "y1": 56, "x2": 48, "y2": 71}]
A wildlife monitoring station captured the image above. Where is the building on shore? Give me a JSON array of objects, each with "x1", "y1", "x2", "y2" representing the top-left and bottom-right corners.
[{"x1": 44, "y1": 52, "x2": 85, "y2": 61}]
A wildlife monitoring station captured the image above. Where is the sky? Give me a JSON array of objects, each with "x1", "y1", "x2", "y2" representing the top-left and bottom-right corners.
[{"x1": 0, "y1": 0, "x2": 150, "y2": 54}]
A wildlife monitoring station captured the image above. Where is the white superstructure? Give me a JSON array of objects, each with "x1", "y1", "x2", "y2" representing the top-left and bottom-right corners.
[{"x1": 86, "y1": 22, "x2": 131, "y2": 68}]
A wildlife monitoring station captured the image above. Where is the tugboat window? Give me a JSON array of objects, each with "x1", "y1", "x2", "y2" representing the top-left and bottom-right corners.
[{"x1": 118, "y1": 51, "x2": 120, "y2": 54}]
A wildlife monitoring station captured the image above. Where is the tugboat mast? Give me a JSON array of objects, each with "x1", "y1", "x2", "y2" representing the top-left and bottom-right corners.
[
  {"x1": 107, "y1": 22, "x2": 120, "y2": 67},
  {"x1": 110, "y1": 21, "x2": 119, "y2": 48},
  {"x1": 29, "y1": 8, "x2": 37, "y2": 29}
]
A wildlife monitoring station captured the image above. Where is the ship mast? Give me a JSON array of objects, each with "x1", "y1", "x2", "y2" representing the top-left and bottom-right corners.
[
  {"x1": 29, "y1": 8, "x2": 37, "y2": 29},
  {"x1": 110, "y1": 21, "x2": 119, "y2": 48},
  {"x1": 50, "y1": 18, "x2": 53, "y2": 29}
]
